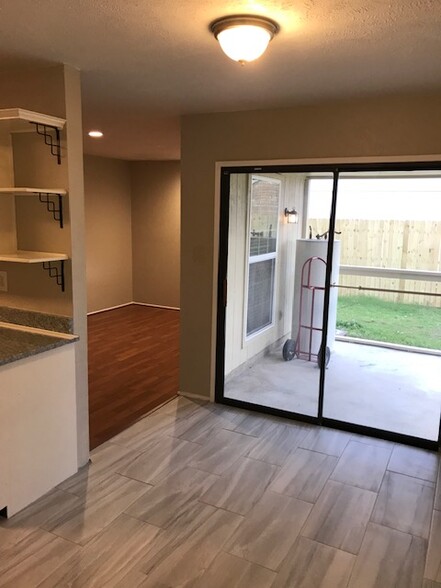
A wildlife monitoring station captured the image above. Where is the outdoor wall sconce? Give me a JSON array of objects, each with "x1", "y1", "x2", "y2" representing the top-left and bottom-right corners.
[
  {"x1": 285, "y1": 208, "x2": 299, "y2": 224},
  {"x1": 210, "y1": 15, "x2": 279, "y2": 64}
]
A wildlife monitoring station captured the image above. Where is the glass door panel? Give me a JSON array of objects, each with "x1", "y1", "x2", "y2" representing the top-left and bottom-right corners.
[
  {"x1": 223, "y1": 172, "x2": 333, "y2": 418},
  {"x1": 321, "y1": 171, "x2": 441, "y2": 441}
]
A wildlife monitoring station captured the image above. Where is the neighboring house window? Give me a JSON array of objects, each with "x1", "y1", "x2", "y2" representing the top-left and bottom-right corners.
[{"x1": 246, "y1": 175, "x2": 281, "y2": 336}]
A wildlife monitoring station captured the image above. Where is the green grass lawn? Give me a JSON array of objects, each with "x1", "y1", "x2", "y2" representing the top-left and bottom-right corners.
[{"x1": 336, "y1": 295, "x2": 441, "y2": 351}]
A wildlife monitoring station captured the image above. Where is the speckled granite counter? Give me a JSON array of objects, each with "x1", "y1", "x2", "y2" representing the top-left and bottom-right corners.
[
  {"x1": 0, "y1": 306, "x2": 73, "y2": 334},
  {"x1": 0, "y1": 326, "x2": 77, "y2": 367}
]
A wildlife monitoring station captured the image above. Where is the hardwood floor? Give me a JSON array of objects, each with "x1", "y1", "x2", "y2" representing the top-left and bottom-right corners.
[
  {"x1": 88, "y1": 305, "x2": 179, "y2": 449},
  {"x1": 1, "y1": 398, "x2": 439, "y2": 587}
]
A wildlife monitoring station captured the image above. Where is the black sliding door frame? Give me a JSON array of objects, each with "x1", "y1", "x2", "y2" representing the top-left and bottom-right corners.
[{"x1": 215, "y1": 161, "x2": 441, "y2": 450}]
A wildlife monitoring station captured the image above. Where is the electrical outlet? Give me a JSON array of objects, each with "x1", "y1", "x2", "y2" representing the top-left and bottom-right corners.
[{"x1": 0, "y1": 271, "x2": 8, "y2": 292}]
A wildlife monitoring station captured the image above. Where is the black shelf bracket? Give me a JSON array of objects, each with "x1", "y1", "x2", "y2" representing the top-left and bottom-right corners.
[
  {"x1": 31, "y1": 123, "x2": 62, "y2": 164},
  {"x1": 42, "y1": 260, "x2": 65, "y2": 292},
  {"x1": 38, "y1": 193, "x2": 64, "y2": 228}
]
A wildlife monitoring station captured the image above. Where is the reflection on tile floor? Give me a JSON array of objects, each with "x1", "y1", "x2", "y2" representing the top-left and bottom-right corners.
[
  {"x1": 0, "y1": 397, "x2": 440, "y2": 587},
  {"x1": 225, "y1": 340, "x2": 441, "y2": 440}
]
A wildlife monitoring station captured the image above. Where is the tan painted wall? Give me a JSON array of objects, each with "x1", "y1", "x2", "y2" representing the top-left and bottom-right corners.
[
  {"x1": 180, "y1": 91, "x2": 441, "y2": 399},
  {"x1": 84, "y1": 155, "x2": 133, "y2": 313},
  {"x1": 131, "y1": 161, "x2": 180, "y2": 308},
  {"x1": 64, "y1": 66, "x2": 89, "y2": 466}
]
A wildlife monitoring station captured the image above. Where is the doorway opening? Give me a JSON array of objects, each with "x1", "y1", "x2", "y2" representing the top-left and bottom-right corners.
[{"x1": 216, "y1": 163, "x2": 441, "y2": 449}]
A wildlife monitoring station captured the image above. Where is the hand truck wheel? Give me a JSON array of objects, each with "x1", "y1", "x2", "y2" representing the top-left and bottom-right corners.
[
  {"x1": 283, "y1": 338, "x2": 297, "y2": 361},
  {"x1": 317, "y1": 345, "x2": 331, "y2": 367}
]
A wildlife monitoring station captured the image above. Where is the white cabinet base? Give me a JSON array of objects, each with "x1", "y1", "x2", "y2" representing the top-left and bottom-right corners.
[{"x1": 0, "y1": 344, "x2": 78, "y2": 517}]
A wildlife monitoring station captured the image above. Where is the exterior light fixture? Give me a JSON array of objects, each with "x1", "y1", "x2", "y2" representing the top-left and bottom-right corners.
[
  {"x1": 285, "y1": 208, "x2": 298, "y2": 224},
  {"x1": 210, "y1": 15, "x2": 279, "y2": 64},
  {"x1": 88, "y1": 130, "x2": 103, "y2": 138}
]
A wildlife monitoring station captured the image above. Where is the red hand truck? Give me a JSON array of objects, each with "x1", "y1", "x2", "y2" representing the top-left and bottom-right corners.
[{"x1": 282, "y1": 256, "x2": 331, "y2": 366}]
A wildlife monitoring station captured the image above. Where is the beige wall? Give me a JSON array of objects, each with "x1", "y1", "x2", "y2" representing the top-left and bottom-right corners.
[
  {"x1": 131, "y1": 161, "x2": 180, "y2": 308},
  {"x1": 180, "y1": 91, "x2": 441, "y2": 399},
  {"x1": 84, "y1": 155, "x2": 133, "y2": 313},
  {"x1": 84, "y1": 158, "x2": 180, "y2": 311},
  {"x1": 64, "y1": 66, "x2": 89, "y2": 466}
]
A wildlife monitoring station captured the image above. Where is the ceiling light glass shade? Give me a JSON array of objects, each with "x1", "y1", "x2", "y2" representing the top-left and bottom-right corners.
[
  {"x1": 217, "y1": 25, "x2": 271, "y2": 62},
  {"x1": 211, "y1": 16, "x2": 279, "y2": 63}
]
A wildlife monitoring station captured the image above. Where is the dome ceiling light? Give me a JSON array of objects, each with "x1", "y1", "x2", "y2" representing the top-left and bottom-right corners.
[{"x1": 210, "y1": 15, "x2": 279, "y2": 64}]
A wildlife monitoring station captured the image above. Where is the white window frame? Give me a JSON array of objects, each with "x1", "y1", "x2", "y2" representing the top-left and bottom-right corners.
[{"x1": 243, "y1": 174, "x2": 282, "y2": 341}]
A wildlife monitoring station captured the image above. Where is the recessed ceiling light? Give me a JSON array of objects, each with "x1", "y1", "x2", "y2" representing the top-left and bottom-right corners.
[
  {"x1": 210, "y1": 15, "x2": 279, "y2": 64},
  {"x1": 88, "y1": 130, "x2": 103, "y2": 138}
]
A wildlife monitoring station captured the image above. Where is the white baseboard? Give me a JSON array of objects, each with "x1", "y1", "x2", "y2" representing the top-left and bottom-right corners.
[
  {"x1": 178, "y1": 391, "x2": 211, "y2": 402},
  {"x1": 133, "y1": 301, "x2": 180, "y2": 311},
  {"x1": 87, "y1": 302, "x2": 132, "y2": 316},
  {"x1": 88, "y1": 301, "x2": 181, "y2": 315}
]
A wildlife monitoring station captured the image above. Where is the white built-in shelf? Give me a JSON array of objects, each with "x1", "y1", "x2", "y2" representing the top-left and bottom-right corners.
[
  {"x1": 0, "y1": 187, "x2": 67, "y2": 196},
  {"x1": 0, "y1": 187, "x2": 66, "y2": 227},
  {"x1": 0, "y1": 108, "x2": 65, "y2": 132},
  {"x1": 0, "y1": 251, "x2": 68, "y2": 264}
]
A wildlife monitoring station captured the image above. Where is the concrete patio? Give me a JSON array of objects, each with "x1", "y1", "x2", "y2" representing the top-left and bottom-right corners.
[{"x1": 225, "y1": 340, "x2": 441, "y2": 440}]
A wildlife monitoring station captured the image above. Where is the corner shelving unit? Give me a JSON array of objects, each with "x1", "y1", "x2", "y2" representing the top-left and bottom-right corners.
[
  {"x1": 0, "y1": 252, "x2": 67, "y2": 292},
  {"x1": 0, "y1": 108, "x2": 65, "y2": 164},
  {"x1": 0, "y1": 251, "x2": 68, "y2": 263},
  {"x1": 0, "y1": 188, "x2": 67, "y2": 228},
  {"x1": 0, "y1": 109, "x2": 68, "y2": 291},
  {"x1": 0, "y1": 108, "x2": 65, "y2": 128}
]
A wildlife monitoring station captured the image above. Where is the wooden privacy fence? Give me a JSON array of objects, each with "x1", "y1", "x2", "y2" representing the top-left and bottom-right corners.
[{"x1": 309, "y1": 219, "x2": 441, "y2": 307}]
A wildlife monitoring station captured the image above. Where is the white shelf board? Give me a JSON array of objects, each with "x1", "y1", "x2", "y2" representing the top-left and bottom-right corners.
[
  {"x1": 0, "y1": 187, "x2": 67, "y2": 196},
  {"x1": 0, "y1": 108, "x2": 65, "y2": 132},
  {"x1": 0, "y1": 251, "x2": 68, "y2": 263}
]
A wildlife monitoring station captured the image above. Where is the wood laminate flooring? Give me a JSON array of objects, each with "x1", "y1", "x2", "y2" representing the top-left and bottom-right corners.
[
  {"x1": 87, "y1": 305, "x2": 179, "y2": 449},
  {"x1": 1, "y1": 398, "x2": 440, "y2": 587}
]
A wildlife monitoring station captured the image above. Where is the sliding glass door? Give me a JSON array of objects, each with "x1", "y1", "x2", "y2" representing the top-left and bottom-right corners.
[{"x1": 217, "y1": 164, "x2": 441, "y2": 448}]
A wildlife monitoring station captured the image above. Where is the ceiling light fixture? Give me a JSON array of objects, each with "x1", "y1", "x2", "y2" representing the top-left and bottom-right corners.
[
  {"x1": 210, "y1": 15, "x2": 279, "y2": 64},
  {"x1": 88, "y1": 130, "x2": 103, "y2": 138}
]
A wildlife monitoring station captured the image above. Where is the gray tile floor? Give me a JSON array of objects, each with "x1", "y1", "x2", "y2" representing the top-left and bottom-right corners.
[{"x1": 0, "y1": 397, "x2": 440, "y2": 587}]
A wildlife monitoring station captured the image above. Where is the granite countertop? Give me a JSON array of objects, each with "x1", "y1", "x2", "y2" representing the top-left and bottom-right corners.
[
  {"x1": 0, "y1": 326, "x2": 77, "y2": 367},
  {"x1": 0, "y1": 306, "x2": 73, "y2": 334}
]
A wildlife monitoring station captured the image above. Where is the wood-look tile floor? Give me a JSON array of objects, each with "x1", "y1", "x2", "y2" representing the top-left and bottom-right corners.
[
  {"x1": 88, "y1": 305, "x2": 179, "y2": 449},
  {"x1": 1, "y1": 398, "x2": 440, "y2": 587}
]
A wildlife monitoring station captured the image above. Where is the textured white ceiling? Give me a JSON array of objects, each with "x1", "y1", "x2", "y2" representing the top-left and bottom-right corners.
[{"x1": 1, "y1": 0, "x2": 441, "y2": 159}]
